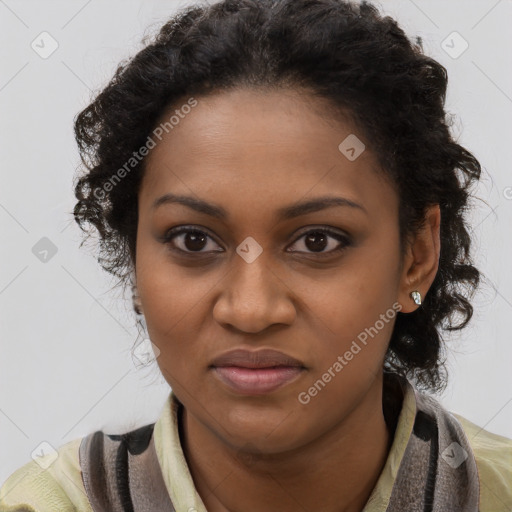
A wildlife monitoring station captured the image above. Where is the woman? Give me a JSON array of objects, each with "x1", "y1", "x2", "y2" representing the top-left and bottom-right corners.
[{"x1": 1, "y1": 0, "x2": 511, "y2": 510}]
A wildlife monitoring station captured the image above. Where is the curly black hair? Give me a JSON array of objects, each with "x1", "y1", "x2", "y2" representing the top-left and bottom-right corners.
[{"x1": 72, "y1": 0, "x2": 482, "y2": 393}]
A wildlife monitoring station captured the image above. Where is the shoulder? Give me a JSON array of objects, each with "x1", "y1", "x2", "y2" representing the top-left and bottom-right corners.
[
  {"x1": 453, "y1": 413, "x2": 512, "y2": 512},
  {"x1": 0, "y1": 437, "x2": 93, "y2": 512}
]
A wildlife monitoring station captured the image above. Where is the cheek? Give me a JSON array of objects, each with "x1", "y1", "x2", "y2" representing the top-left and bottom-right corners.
[
  {"x1": 135, "y1": 240, "x2": 214, "y2": 333},
  {"x1": 302, "y1": 296, "x2": 395, "y2": 391},
  {"x1": 300, "y1": 259, "x2": 398, "y2": 342},
  {"x1": 137, "y1": 274, "x2": 205, "y2": 363},
  {"x1": 134, "y1": 256, "x2": 221, "y2": 383},
  {"x1": 298, "y1": 251, "x2": 400, "y2": 382},
  {"x1": 294, "y1": 289, "x2": 398, "y2": 434}
]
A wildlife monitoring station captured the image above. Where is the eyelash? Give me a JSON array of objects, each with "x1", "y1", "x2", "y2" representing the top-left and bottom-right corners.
[{"x1": 161, "y1": 225, "x2": 352, "y2": 258}]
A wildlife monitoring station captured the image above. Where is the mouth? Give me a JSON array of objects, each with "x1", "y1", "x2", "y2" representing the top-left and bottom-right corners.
[{"x1": 210, "y1": 348, "x2": 306, "y2": 395}]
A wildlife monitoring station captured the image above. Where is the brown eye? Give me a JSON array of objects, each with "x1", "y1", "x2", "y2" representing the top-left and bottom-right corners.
[
  {"x1": 163, "y1": 227, "x2": 223, "y2": 253},
  {"x1": 304, "y1": 231, "x2": 329, "y2": 252},
  {"x1": 288, "y1": 228, "x2": 351, "y2": 256}
]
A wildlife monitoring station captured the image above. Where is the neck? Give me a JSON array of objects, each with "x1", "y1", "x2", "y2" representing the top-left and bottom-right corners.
[{"x1": 181, "y1": 375, "x2": 394, "y2": 512}]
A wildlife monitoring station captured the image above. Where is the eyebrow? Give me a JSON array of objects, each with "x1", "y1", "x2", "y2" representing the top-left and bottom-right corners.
[{"x1": 151, "y1": 193, "x2": 367, "y2": 220}]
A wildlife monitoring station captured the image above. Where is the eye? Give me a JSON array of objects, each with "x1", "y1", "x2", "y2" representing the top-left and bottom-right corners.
[
  {"x1": 287, "y1": 227, "x2": 351, "y2": 256},
  {"x1": 162, "y1": 226, "x2": 223, "y2": 254},
  {"x1": 162, "y1": 225, "x2": 352, "y2": 257}
]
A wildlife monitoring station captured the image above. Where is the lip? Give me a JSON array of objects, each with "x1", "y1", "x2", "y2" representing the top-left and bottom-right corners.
[
  {"x1": 210, "y1": 348, "x2": 305, "y2": 369},
  {"x1": 210, "y1": 348, "x2": 306, "y2": 395}
]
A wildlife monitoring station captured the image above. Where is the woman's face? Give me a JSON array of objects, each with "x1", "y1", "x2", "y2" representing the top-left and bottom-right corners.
[{"x1": 135, "y1": 87, "x2": 415, "y2": 452}]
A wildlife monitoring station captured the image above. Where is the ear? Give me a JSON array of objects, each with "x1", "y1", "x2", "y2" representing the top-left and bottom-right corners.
[
  {"x1": 131, "y1": 271, "x2": 144, "y2": 316},
  {"x1": 398, "y1": 204, "x2": 441, "y2": 313},
  {"x1": 133, "y1": 292, "x2": 144, "y2": 316}
]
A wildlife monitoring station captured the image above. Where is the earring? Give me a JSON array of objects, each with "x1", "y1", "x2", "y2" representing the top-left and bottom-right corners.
[{"x1": 410, "y1": 290, "x2": 422, "y2": 305}]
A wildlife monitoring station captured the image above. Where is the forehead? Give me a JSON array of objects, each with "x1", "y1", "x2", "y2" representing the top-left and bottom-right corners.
[{"x1": 139, "y1": 87, "x2": 397, "y2": 222}]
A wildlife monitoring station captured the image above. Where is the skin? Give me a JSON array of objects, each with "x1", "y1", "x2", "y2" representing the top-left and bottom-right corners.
[{"x1": 134, "y1": 87, "x2": 441, "y2": 512}]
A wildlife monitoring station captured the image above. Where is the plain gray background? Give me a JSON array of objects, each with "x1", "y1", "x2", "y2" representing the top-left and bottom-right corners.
[{"x1": 1, "y1": 0, "x2": 511, "y2": 485}]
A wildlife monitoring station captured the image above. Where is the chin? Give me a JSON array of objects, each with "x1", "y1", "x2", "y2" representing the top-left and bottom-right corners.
[{"x1": 211, "y1": 402, "x2": 309, "y2": 453}]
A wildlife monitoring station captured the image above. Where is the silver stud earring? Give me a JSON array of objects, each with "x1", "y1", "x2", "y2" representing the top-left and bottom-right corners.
[{"x1": 410, "y1": 290, "x2": 422, "y2": 305}]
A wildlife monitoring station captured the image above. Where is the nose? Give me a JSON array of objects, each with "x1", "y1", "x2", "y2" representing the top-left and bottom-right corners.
[{"x1": 212, "y1": 253, "x2": 296, "y2": 334}]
